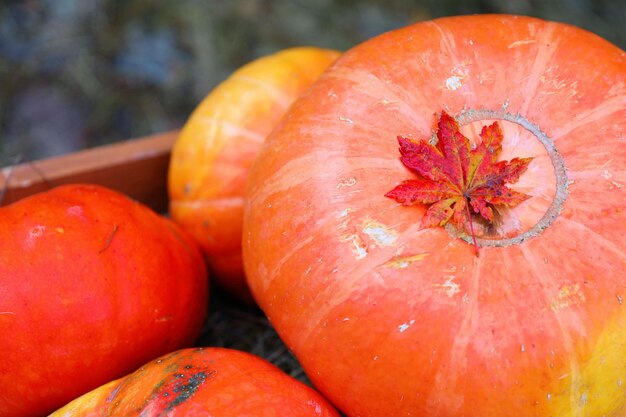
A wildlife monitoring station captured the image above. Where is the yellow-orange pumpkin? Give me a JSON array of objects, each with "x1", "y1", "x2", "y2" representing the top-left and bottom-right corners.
[{"x1": 168, "y1": 47, "x2": 340, "y2": 301}]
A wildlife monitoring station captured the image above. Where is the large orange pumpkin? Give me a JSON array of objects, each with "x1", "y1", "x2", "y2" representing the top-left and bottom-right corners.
[
  {"x1": 243, "y1": 15, "x2": 626, "y2": 417},
  {"x1": 0, "y1": 185, "x2": 208, "y2": 417},
  {"x1": 50, "y1": 347, "x2": 340, "y2": 417},
  {"x1": 168, "y1": 46, "x2": 340, "y2": 301}
]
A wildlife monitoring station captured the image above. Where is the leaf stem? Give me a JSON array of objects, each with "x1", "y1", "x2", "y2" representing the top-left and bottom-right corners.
[{"x1": 465, "y1": 199, "x2": 479, "y2": 257}]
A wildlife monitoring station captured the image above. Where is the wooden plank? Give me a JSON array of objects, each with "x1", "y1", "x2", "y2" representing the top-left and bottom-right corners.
[{"x1": 0, "y1": 130, "x2": 179, "y2": 213}]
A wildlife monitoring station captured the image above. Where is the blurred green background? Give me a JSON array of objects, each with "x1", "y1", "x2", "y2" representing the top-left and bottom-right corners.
[{"x1": 1, "y1": 0, "x2": 624, "y2": 164}]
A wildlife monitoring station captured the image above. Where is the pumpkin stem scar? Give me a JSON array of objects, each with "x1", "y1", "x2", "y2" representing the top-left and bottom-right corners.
[
  {"x1": 454, "y1": 108, "x2": 569, "y2": 248},
  {"x1": 99, "y1": 223, "x2": 119, "y2": 254}
]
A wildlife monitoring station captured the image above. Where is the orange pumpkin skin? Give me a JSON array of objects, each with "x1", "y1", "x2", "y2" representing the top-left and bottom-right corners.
[
  {"x1": 243, "y1": 15, "x2": 626, "y2": 417},
  {"x1": 0, "y1": 185, "x2": 208, "y2": 417},
  {"x1": 50, "y1": 347, "x2": 340, "y2": 417},
  {"x1": 168, "y1": 47, "x2": 341, "y2": 302}
]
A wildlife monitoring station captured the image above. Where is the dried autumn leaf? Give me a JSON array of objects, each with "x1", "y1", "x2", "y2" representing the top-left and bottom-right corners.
[{"x1": 386, "y1": 111, "x2": 533, "y2": 254}]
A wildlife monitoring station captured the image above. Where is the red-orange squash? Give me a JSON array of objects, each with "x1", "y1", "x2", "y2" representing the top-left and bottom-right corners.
[
  {"x1": 50, "y1": 347, "x2": 340, "y2": 417},
  {"x1": 0, "y1": 185, "x2": 208, "y2": 417},
  {"x1": 243, "y1": 15, "x2": 626, "y2": 417},
  {"x1": 168, "y1": 47, "x2": 340, "y2": 302}
]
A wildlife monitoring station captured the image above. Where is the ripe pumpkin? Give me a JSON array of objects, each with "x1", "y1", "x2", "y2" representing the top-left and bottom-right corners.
[
  {"x1": 50, "y1": 347, "x2": 340, "y2": 417},
  {"x1": 0, "y1": 184, "x2": 208, "y2": 417},
  {"x1": 168, "y1": 46, "x2": 340, "y2": 302},
  {"x1": 243, "y1": 15, "x2": 626, "y2": 417}
]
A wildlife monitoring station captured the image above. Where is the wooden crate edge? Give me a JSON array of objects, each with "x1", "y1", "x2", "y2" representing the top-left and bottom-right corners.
[{"x1": 0, "y1": 130, "x2": 179, "y2": 213}]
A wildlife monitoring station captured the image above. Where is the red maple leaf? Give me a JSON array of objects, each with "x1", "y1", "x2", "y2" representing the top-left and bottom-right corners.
[{"x1": 385, "y1": 111, "x2": 533, "y2": 255}]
